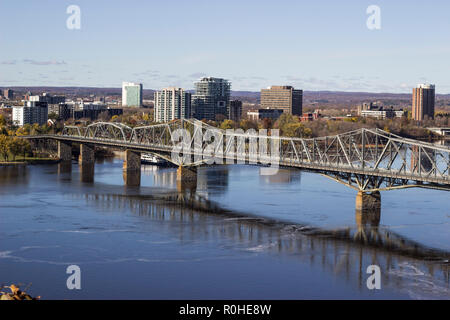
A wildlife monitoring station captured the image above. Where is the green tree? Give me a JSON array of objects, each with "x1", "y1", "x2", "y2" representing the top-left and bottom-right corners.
[
  {"x1": 220, "y1": 119, "x2": 235, "y2": 130},
  {"x1": 0, "y1": 135, "x2": 10, "y2": 161},
  {"x1": 18, "y1": 138, "x2": 31, "y2": 160},
  {"x1": 239, "y1": 119, "x2": 258, "y2": 131},
  {"x1": 8, "y1": 137, "x2": 22, "y2": 161}
]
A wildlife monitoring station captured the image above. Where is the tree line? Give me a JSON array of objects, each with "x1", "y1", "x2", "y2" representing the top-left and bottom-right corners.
[{"x1": 0, "y1": 135, "x2": 31, "y2": 162}]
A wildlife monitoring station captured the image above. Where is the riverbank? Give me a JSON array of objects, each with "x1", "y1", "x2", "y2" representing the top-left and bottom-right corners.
[{"x1": 0, "y1": 158, "x2": 60, "y2": 166}]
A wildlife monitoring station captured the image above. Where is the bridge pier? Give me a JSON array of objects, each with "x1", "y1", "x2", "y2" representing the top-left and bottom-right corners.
[
  {"x1": 355, "y1": 191, "x2": 381, "y2": 214},
  {"x1": 176, "y1": 166, "x2": 197, "y2": 192},
  {"x1": 58, "y1": 141, "x2": 72, "y2": 162},
  {"x1": 123, "y1": 150, "x2": 141, "y2": 186},
  {"x1": 79, "y1": 144, "x2": 95, "y2": 183},
  {"x1": 79, "y1": 144, "x2": 95, "y2": 165}
]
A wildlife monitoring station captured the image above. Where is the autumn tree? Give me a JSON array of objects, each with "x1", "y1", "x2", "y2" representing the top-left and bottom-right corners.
[
  {"x1": 220, "y1": 119, "x2": 235, "y2": 130},
  {"x1": 0, "y1": 135, "x2": 10, "y2": 161},
  {"x1": 8, "y1": 137, "x2": 23, "y2": 161}
]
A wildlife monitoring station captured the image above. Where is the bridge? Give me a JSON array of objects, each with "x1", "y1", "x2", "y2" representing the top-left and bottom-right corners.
[{"x1": 26, "y1": 119, "x2": 450, "y2": 211}]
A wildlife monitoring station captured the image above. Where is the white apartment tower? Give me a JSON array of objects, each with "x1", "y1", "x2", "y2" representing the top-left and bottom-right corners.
[
  {"x1": 12, "y1": 101, "x2": 48, "y2": 126},
  {"x1": 154, "y1": 87, "x2": 191, "y2": 122}
]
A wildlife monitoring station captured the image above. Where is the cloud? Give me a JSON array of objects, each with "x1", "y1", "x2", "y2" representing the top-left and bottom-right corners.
[
  {"x1": 188, "y1": 72, "x2": 207, "y2": 79},
  {"x1": 133, "y1": 70, "x2": 160, "y2": 79},
  {"x1": 1, "y1": 60, "x2": 17, "y2": 65},
  {"x1": 23, "y1": 59, "x2": 67, "y2": 66}
]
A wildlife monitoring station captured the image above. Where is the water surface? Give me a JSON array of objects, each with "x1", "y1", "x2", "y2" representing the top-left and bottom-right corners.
[{"x1": 0, "y1": 159, "x2": 449, "y2": 299}]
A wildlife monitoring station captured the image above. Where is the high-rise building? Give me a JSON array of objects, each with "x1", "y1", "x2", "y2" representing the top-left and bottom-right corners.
[
  {"x1": 12, "y1": 101, "x2": 48, "y2": 126},
  {"x1": 229, "y1": 100, "x2": 242, "y2": 122},
  {"x1": 3, "y1": 89, "x2": 14, "y2": 99},
  {"x1": 412, "y1": 84, "x2": 435, "y2": 121},
  {"x1": 192, "y1": 77, "x2": 231, "y2": 121},
  {"x1": 154, "y1": 87, "x2": 191, "y2": 122},
  {"x1": 260, "y1": 86, "x2": 303, "y2": 116},
  {"x1": 122, "y1": 82, "x2": 143, "y2": 107}
]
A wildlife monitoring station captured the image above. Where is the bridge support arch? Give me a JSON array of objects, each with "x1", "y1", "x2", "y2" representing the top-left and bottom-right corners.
[{"x1": 123, "y1": 150, "x2": 141, "y2": 186}]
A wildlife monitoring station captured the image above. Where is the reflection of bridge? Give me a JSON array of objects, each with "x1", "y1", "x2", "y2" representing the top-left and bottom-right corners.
[
  {"x1": 69, "y1": 187, "x2": 449, "y2": 296},
  {"x1": 26, "y1": 119, "x2": 450, "y2": 210}
]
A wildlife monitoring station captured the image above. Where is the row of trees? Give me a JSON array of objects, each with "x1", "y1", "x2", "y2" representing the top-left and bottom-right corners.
[
  {"x1": 0, "y1": 135, "x2": 31, "y2": 161},
  {"x1": 212, "y1": 113, "x2": 441, "y2": 140}
]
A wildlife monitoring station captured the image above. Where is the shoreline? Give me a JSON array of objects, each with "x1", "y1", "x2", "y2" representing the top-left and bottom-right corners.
[{"x1": 0, "y1": 159, "x2": 61, "y2": 166}]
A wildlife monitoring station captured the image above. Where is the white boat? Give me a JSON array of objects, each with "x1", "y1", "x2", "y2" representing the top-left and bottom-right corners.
[{"x1": 141, "y1": 153, "x2": 171, "y2": 166}]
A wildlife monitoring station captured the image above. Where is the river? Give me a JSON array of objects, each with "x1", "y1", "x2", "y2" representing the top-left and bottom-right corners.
[{"x1": 0, "y1": 158, "x2": 449, "y2": 299}]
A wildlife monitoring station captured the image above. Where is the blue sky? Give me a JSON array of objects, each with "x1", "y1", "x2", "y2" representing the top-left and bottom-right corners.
[{"x1": 1, "y1": 0, "x2": 449, "y2": 93}]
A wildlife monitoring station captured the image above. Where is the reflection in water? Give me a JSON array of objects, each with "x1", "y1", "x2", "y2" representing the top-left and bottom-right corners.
[
  {"x1": 260, "y1": 168, "x2": 301, "y2": 184},
  {"x1": 142, "y1": 165, "x2": 230, "y2": 199},
  {"x1": 69, "y1": 186, "x2": 450, "y2": 298},
  {"x1": 2, "y1": 159, "x2": 449, "y2": 299},
  {"x1": 58, "y1": 161, "x2": 72, "y2": 176},
  {"x1": 143, "y1": 165, "x2": 177, "y2": 188},
  {"x1": 123, "y1": 170, "x2": 141, "y2": 187},
  {"x1": 355, "y1": 205, "x2": 381, "y2": 243},
  {"x1": 197, "y1": 167, "x2": 229, "y2": 197},
  {"x1": 0, "y1": 165, "x2": 29, "y2": 188},
  {"x1": 80, "y1": 163, "x2": 95, "y2": 183}
]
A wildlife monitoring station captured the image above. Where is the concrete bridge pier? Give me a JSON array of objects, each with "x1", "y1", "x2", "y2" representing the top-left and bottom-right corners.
[
  {"x1": 355, "y1": 191, "x2": 381, "y2": 243},
  {"x1": 79, "y1": 144, "x2": 95, "y2": 165},
  {"x1": 123, "y1": 150, "x2": 141, "y2": 186},
  {"x1": 355, "y1": 191, "x2": 381, "y2": 224},
  {"x1": 58, "y1": 141, "x2": 72, "y2": 162},
  {"x1": 79, "y1": 144, "x2": 95, "y2": 183},
  {"x1": 176, "y1": 166, "x2": 197, "y2": 192}
]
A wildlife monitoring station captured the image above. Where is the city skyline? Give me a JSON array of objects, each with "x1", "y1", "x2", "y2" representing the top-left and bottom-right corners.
[{"x1": 1, "y1": 1, "x2": 450, "y2": 93}]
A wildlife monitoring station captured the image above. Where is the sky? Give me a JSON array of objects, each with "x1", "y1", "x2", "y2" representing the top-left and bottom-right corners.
[{"x1": 1, "y1": 0, "x2": 450, "y2": 93}]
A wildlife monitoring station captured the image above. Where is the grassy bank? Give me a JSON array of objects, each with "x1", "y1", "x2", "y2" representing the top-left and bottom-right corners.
[{"x1": 0, "y1": 156, "x2": 59, "y2": 165}]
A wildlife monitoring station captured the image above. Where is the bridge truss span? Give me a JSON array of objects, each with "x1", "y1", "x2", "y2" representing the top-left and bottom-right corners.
[{"x1": 42, "y1": 119, "x2": 450, "y2": 191}]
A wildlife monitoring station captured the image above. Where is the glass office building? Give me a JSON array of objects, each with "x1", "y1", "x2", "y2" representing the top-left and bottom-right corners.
[
  {"x1": 122, "y1": 82, "x2": 143, "y2": 107},
  {"x1": 192, "y1": 77, "x2": 231, "y2": 121}
]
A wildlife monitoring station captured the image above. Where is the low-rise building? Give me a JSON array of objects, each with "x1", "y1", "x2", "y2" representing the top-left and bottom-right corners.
[
  {"x1": 360, "y1": 106, "x2": 405, "y2": 119},
  {"x1": 247, "y1": 109, "x2": 284, "y2": 121},
  {"x1": 300, "y1": 110, "x2": 320, "y2": 122},
  {"x1": 48, "y1": 103, "x2": 74, "y2": 120},
  {"x1": 29, "y1": 93, "x2": 65, "y2": 104},
  {"x1": 73, "y1": 108, "x2": 123, "y2": 120},
  {"x1": 357, "y1": 102, "x2": 381, "y2": 116}
]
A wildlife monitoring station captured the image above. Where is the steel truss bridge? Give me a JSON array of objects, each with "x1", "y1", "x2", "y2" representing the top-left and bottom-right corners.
[{"x1": 28, "y1": 119, "x2": 450, "y2": 192}]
